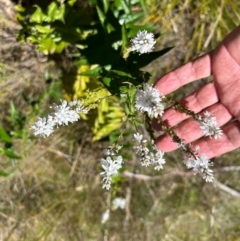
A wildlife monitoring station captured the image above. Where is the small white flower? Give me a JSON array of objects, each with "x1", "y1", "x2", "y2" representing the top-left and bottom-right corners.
[
  {"x1": 30, "y1": 117, "x2": 54, "y2": 137},
  {"x1": 101, "y1": 157, "x2": 122, "y2": 177},
  {"x1": 197, "y1": 111, "x2": 223, "y2": 139},
  {"x1": 52, "y1": 100, "x2": 80, "y2": 126},
  {"x1": 130, "y1": 30, "x2": 156, "y2": 54},
  {"x1": 103, "y1": 145, "x2": 122, "y2": 156},
  {"x1": 101, "y1": 209, "x2": 110, "y2": 224},
  {"x1": 100, "y1": 156, "x2": 123, "y2": 190},
  {"x1": 112, "y1": 197, "x2": 126, "y2": 210},
  {"x1": 152, "y1": 147, "x2": 166, "y2": 171},
  {"x1": 184, "y1": 154, "x2": 214, "y2": 182},
  {"x1": 69, "y1": 99, "x2": 89, "y2": 114},
  {"x1": 133, "y1": 132, "x2": 165, "y2": 170},
  {"x1": 135, "y1": 84, "x2": 164, "y2": 118},
  {"x1": 133, "y1": 133, "x2": 143, "y2": 143}
]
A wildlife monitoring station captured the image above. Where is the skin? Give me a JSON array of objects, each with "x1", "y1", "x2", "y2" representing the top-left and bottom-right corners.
[{"x1": 153, "y1": 25, "x2": 240, "y2": 159}]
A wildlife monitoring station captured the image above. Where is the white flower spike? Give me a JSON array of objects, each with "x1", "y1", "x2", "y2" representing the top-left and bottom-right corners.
[
  {"x1": 133, "y1": 132, "x2": 165, "y2": 170},
  {"x1": 184, "y1": 154, "x2": 214, "y2": 182},
  {"x1": 30, "y1": 99, "x2": 88, "y2": 138},
  {"x1": 197, "y1": 111, "x2": 223, "y2": 139},
  {"x1": 100, "y1": 145, "x2": 123, "y2": 190},
  {"x1": 130, "y1": 30, "x2": 156, "y2": 54}
]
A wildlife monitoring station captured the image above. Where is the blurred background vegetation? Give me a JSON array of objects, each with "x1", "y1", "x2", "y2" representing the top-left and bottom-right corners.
[{"x1": 0, "y1": 0, "x2": 240, "y2": 240}]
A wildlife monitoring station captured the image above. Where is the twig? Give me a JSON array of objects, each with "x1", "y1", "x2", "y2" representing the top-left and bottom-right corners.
[
  {"x1": 215, "y1": 166, "x2": 240, "y2": 172},
  {"x1": 122, "y1": 170, "x2": 192, "y2": 181},
  {"x1": 39, "y1": 144, "x2": 72, "y2": 162},
  {"x1": 214, "y1": 180, "x2": 240, "y2": 198}
]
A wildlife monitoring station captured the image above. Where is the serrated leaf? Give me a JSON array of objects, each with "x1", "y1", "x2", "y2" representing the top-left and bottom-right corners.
[{"x1": 0, "y1": 125, "x2": 12, "y2": 143}]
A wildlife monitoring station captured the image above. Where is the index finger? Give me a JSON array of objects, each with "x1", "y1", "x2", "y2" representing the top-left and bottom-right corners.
[{"x1": 154, "y1": 52, "x2": 213, "y2": 95}]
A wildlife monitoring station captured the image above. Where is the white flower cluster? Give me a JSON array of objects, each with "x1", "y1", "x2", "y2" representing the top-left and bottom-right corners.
[
  {"x1": 101, "y1": 197, "x2": 126, "y2": 224},
  {"x1": 112, "y1": 197, "x2": 126, "y2": 210},
  {"x1": 101, "y1": 209, "x2": 110, "y2": 224},
  {"x1": 30, "y1": 100, "x2": 88, "y2": 137},
  {"x1": 135, "y1": 84, "x2": 164, "y2": 118},
  {"x1": 180, "y1": 111, "x2": 222, "y2": 182},
  {"x1": 184, "y1": 153, "x2": 214, "y2": 182},
  {"x1": 130, "y1": 30, "x2": 156, "y2": 54},
  {"x1": 100, "y1": 145, "x2": 123, "y2": 190},
  {"x1": 134, "y1": 133, "x2": 165, "y2": 170},
  {"x1": 196, "y1": 111, "x2": 223, "y2": 139}
]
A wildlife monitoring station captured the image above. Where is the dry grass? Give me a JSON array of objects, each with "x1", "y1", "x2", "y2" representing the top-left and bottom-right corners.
[{"x1": 0, "y1": 0, "x2": 240, "y2": 240}]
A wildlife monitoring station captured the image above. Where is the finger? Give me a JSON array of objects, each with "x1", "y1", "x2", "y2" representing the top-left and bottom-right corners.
[
  {"x1": 155, "y1": 102, "x2": 232, "y2": 152},
  {"x1": 194, "y1": 121, "x2": 240, "y2": 159},
  {"x1": 154, "y1": 52, "x2": 212, "y2": 95},
  {"x1": 153, "y1": 82, "x2": 220, "y2": 131}
]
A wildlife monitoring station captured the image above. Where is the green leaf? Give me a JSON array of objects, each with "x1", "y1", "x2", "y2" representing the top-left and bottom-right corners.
[
  {"x1": 54, "y1": 5, "x2": 65, "y2": 21},
  {"x1": 103, "y1": 0, "x2": 109, "y2": 13},
  {"x1": 55, "y1": 41, "x2": 67, "y2": 53},
  {"x1": 109, "y1": 70, "x2": 134, "y2": 78},
  {"x1": 74, "y1": 59, "x2": 89, "y2": 66},
  {"x1": 80, "y1": 65, "x2": 111, "y2": 77},
  {"x1": 130, "y1": 47, "x2": 173, "y2": 68},
  {"x1": 106, "y1": 23, "x2": 115, "y2": 33},
  {"x1": 139, "y1": 0, "x2": 147, "y2": 14},
  {"x1": 68, "y1": 0, "x2": 77, "y2": 6},
  {"x1": 0, "y1": 148, "x2": 21, "y2": 159},
  {"x1": 15, "y1": 5, "x2": 25, "y2": 13},
  {"x1": 96, "y1": 6, "x2": 106, "y2": 25},
  {"x1": 30, "y1": 6, "x2": 43, "y2": 24},
  {"x1": 47, "y1": 2, "x2": 58, "y2": 21},
  {"x1": 119, "y1": 86, "x2": 130, "y2": 93},
  {"x1": 79, "y1": 66, "x2": 103, "y2": 77},
  {"x1": 0, "y1": 170, "x2": 9, "y2": 177},
  {"x1": 102, "y1": 77, "x2": 112, "y2": 87},
  {"x1": 0, "y1": 125, "x2": 12, "y2": 143},
  {"x1": 35, "y1": 25, "x2": 53, "y2": 34},
  {"x1": 38, "y1": 38, "x2": 56, "y2": 54},
  {"x1": 129, "y1": 85, "x2": 137, "y2": 103},
  {"x1": 124, "y1": 103, "x2": 130, "y2": 116}
]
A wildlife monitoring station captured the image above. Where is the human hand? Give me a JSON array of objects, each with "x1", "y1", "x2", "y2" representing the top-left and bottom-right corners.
[{"x1": 153, "y1": 25, "x2": 240, "y2": 159}]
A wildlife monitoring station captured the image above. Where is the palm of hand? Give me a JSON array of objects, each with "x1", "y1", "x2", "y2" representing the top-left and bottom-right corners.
[
  {"x1": 212, "y1": 27, "x2": 240, "y2": 119},
  {"x1": 154, "y1": 25, "x2": 240, "y2": 158}
]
